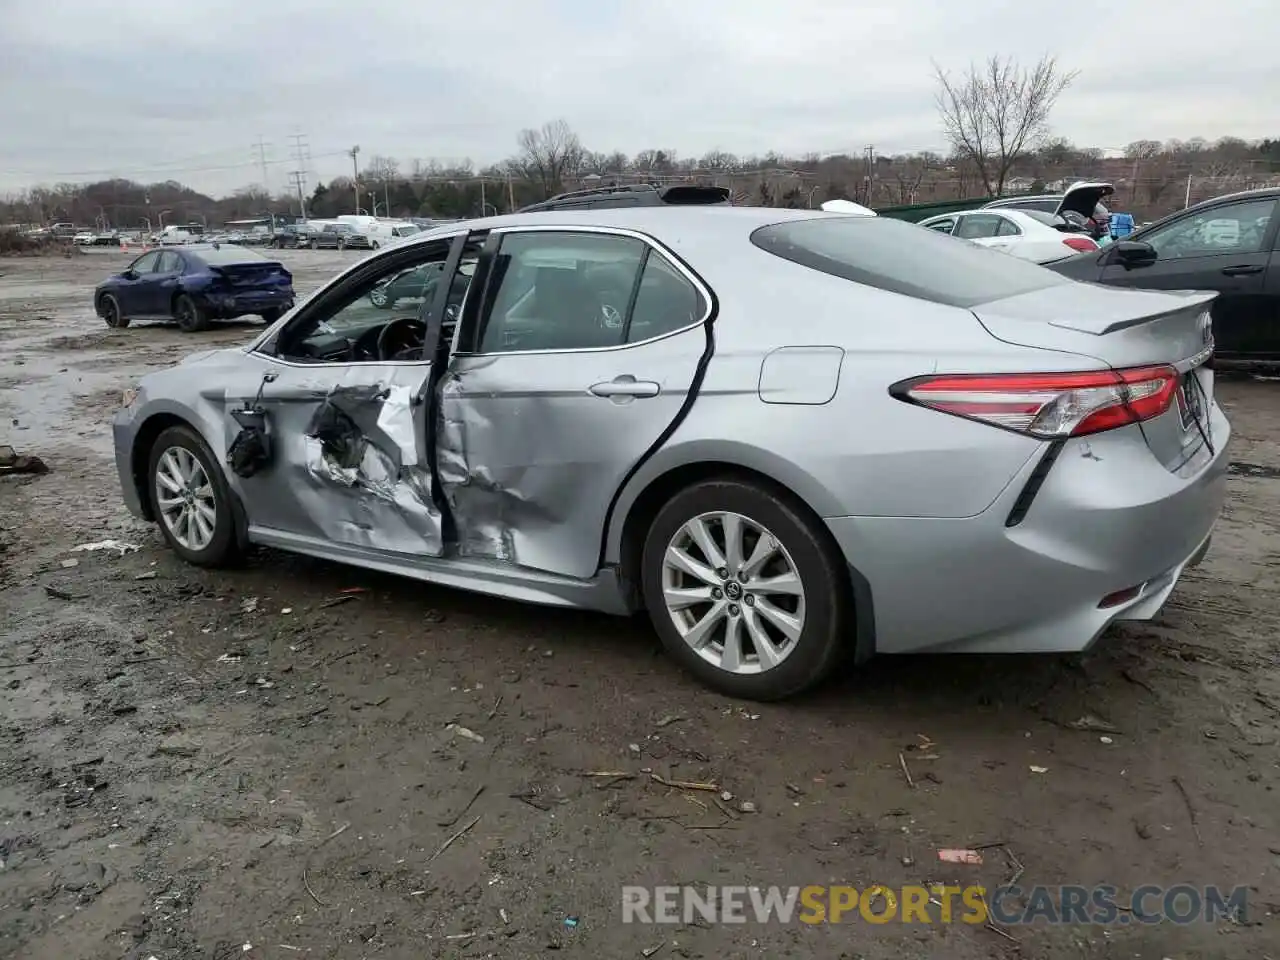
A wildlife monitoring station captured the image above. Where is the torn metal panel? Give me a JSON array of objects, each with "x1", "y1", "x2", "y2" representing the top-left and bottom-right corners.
[
  {"x1": 435, "y1": 325, "x2": 706, "y2": 579},
  {"x1": 223, "y1": 358, "x2": 444, "y2": 557}
]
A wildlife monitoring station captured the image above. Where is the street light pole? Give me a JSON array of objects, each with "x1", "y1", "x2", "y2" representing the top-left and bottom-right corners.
[{"x1": 349, "y1": 145, "x2": 360, "y2": 214}]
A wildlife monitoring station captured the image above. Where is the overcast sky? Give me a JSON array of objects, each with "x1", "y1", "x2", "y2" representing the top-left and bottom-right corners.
[{"x1": 1, "y1": 0, "x2": 1275, "y2": 197}]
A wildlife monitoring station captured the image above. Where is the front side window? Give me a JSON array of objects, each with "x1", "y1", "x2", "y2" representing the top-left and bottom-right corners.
[
  {"x1": 472, "y1": 231, "x2": 705, "y2": 354},
  {"x1": 157, "y1": 251, "x2": 184, "y2": 273},
  {"x1": 1142, "y1": 199, "x2": 1276, "y2": 259},
  {"x1": 130, "y1": 251, "x2": 161, "y2": 274},
  {"x1": 273, "y1": 241, "x2": 464, "y2": 363}
]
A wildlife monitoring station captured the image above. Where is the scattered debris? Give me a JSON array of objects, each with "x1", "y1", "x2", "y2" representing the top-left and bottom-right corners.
[
  {"x1": 898, "y1": 752, "x2": 916, "y2": 789},
  {"x1": 133, "y1": 571, "x2": 157, "y2": 581},
  {"x1": 429, "y1": 814, "x2": 481, "y2": 862},
  {"x1": 319, "y1": 594, "x2": 357, "y2": 609},
  {"x1": 447, "y1": 723, "x2": 485, "y2": 744},
  {"x1": 642, "y1": 943, "x2": 666, "y2": 958},
  {"x1": 59, "y1": 558, "x2": 79, "y2": 568},
  {"x1": 738, "y1": 801, "x2": 757, "y2": 814},
  {"x1": 71, "y1": 539, "x2": 138, "y2": 555},
  {"x1": 215, "y1": 653, "x2": 244, "y2": 664},
  {"x1": 563, "y1": 916, "x2": 579, "y2": 928},
  {"x1": 281, "y1": 607, "x2": 293, "y2": 615},
  {"x1": 240, "y1": 597, "x2": 259, "y2": 614},
  {"x1": 655, "y1": 714, "x2": 685, "y2": 728},
  {"x1": 1171, "y1": 775, "x2": 1203, "y2": 846},
  {"x1": 938, "y1": 848, "x2": 983, "y2": 865},
  {"x1": 424, "y1": 609, "x2": 446, "y2": 624},
  {"x1": 1063, "y1": 714, "x2": 1122, "y2": 734},
  {"x1": 43, "y1": 585, "x2": 79, "y2": 601},
  {"x1": 0, "y1": 445, "x2": 48, "y2": 475},
  {"x1": 439, "y1": 785, "x2": 486, "y2": 827},
  {"x1": 650, "y1": 773, "x2": 719, "y2": 792},
  {"x1": 1099, "y1": 736, "x2": 1114, "y2": 745},
  {"x1": 1029, "y1": 766, "x2": 1049, "y2": 774}
]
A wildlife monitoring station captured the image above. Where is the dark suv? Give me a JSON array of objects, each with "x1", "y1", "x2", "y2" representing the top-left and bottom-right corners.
[{"x1": 517, "y1": 183, "x2": 731, "y2": 213}]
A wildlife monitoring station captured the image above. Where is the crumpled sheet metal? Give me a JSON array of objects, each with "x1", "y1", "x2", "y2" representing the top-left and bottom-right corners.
[
  {"x1": 299, "y1": 382, "x2": 443, "y2": 554},
  {"x1": 436, "y1": 376, "x2": 516, "y2": 561}
]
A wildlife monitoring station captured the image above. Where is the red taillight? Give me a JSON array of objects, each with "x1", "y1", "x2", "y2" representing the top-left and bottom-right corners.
[
  {"x1": 1062, "y1": 235, "x2": 1099, "y2": 253},
  {"x1": 892, "y1": 365, "x2": 1180, "y2": 438}
]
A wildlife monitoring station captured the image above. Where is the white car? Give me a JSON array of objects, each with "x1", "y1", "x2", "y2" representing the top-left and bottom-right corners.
[
  {"x1": 820, "y1": 199, "x2": 876, "y2": 216},
  {"x1": 919, "y1": 208, "x2": 1099, "y2": 264}
]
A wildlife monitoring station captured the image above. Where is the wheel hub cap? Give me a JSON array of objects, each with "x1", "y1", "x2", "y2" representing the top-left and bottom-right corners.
[
  {"x1": 155, "y1": 446, "x2": 217, "y2": 551},
  {"x1": 660, "y1": 510, "x2": 807, "y2": 676}
]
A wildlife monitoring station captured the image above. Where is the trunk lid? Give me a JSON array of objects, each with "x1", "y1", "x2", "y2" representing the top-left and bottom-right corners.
[
  {"x1": 1056, "y1": 181, "x2": 1114, "y2": 220},
  {"x1": 213, "y1": 262, "x2": 292, "y2": 288},
  {"x1": 973, "y1": 283, "x2": 1218, "y2": 474}
]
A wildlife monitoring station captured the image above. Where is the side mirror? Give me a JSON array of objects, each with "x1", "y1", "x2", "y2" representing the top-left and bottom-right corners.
[
  {"x1": 120, "y1": 269, "x2": 135, "y2": 280},
  {"x1": 1112, "y1": 240, "x2": 1156, "y2": 268}
]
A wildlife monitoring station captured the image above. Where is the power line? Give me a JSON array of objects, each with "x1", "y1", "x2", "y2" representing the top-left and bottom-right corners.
[
  {"x1": 289, "y1": 132, "x2": 311, "y2": 218},
  {"x1": 252, "y1": 136, "x2": 271, "y2": 192}
]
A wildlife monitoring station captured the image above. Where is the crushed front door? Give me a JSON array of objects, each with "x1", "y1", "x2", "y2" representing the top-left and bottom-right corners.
[{"x1": 219, "y1": 236, "x2": 465, "y2": 558}]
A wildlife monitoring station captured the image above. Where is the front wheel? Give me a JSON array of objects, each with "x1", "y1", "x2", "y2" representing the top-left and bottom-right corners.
[
  {"x1": 260, "y1": 308, "x2": 282, "y2": 324},
  {"x1": 641, "y1": 478, "x2": 850, "y2": 701},
  {"x1": 100, "y1": 294, "x2": 130, "y2": 328},
  {"x1": 173, "y1": 294, "x2": 209, "y2": 332},
  {"x1": 147, "y1": 425, "x2": 240, "y2": 567}
]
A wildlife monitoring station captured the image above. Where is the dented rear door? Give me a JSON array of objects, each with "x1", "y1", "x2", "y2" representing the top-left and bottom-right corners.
[{"x1": 436, "y1": 226, "x2": 713, "y2": 579}]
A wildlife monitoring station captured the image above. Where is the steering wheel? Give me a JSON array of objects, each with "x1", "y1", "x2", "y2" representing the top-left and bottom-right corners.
[{"x1": 376, "y1": 316, "x2": 427, "y2": 361}]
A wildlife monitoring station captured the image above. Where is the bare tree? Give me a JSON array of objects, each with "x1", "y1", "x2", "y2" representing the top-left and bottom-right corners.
[
  {"x1": 515, "y1": 119, "x2": 585, "y2": 199},
  {"x1": 364, "y1": 155, "x2": 400, "y2": 181},
  {"x1": 1124, "y1": 140, "x2": 1162, "y2": 161},
  {"x1": 933, "y1": 54, "x2": 1078, "y2": 197}
]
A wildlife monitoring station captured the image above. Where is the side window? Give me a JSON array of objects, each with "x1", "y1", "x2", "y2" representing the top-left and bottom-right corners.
[
  {"x1": 273, "y1": 242, "x2": 456, "y2": 362},
  {"x1": 628, "y1": 254, "x2": 706, "y2": 341},
  {"x1": 130, "y1": 251, "x2": 161, "y2": 274},
  {"x1": 995, "y1": 217, "x2": 1022, "y2": 237},
  {"x1": 475, "y1": 231, "x2": 647, "y2": 353},
  {"x1": 924, "y1": 219, "x2": 956, "y2": 234},
  {"x1": 1143, "y1": 199, "x2": 1276, "y2": 259},
  {"x1": 955, "y1": 215, "x2": 1003, "y2": 240},
  {"x1": 157, "y1": 251, "x2": 184, "y2": 273}
]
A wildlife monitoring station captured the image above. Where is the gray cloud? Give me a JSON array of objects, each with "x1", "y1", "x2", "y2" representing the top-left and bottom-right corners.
[{"x1": 1, "y1": 0, "x2": 1275, "y2": 195}]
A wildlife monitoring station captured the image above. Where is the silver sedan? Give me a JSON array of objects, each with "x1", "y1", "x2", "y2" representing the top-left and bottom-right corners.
[{"x1": 113, "y1": 208, "x2": 1229, "y2": 700}]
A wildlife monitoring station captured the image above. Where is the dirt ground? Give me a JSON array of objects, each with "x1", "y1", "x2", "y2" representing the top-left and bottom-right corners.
[{"x1": 1, "y1": 249, "x2": 1277, "y2": 960}]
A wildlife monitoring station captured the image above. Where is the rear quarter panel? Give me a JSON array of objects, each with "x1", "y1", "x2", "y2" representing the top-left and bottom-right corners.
[{"x1": 605, "y1": 253, "x2": 1096, "y2": 562}]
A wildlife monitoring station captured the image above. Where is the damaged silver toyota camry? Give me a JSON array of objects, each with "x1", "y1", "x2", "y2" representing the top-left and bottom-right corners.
[{"x1": 113, "y1": 208, "x2": 1229, "y2": 700}]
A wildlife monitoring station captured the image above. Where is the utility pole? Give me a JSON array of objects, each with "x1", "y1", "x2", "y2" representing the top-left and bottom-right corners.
[
  {"x1": 349, "y1": 146, "x2": 361, "y2": 214},
  {"x1": 289, "y1": 133, "x2": 311, "y2": 219},
  {"x1": 253, "y1": 136, "x2": 271, "y2": 192}
]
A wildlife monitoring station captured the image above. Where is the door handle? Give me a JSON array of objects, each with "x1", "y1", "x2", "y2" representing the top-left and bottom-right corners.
[
  {"x1": 589, "y1": 376, "x2": 660, "y2": 398},
  {"x1": 1221, "y1": 264, "x2": 1264, "y2": 276}
]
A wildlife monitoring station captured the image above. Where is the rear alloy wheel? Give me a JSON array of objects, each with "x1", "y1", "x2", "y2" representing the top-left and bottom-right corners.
[
  {"x1": 260, "y1": 308, "x2": 282, "y2": 324},
  {"x1": 642, "y1": 479, "x2": 849, "y2": 701},
  {"x1": 173, "y1": 293, "x2": 209, "y2": 332},
  {"x1": 100, "y1": 294, "x2": 130, "y2": 328},
  {"x1": 147, "y1": 425, "x2": 239, "y2": 567},
  {"x1": 369, "y1": 287, "x2": 391, "y2": 309}
]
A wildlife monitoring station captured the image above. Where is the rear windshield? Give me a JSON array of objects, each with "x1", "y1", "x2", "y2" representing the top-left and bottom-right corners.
[
  {"x1": 193, "y1": 246, "x2": 270, "y2": 265},
  {"x1": 750, "y1": 216, "x2": 1071, "y2": 308}
]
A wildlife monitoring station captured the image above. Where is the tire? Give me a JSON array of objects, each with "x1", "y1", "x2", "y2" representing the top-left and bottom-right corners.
[
  {"x1": 147, "y1": 425, "x2": 240, "y2": 567},
  {"x1": 173, "y1": 293, "x2": 209, "y2": 332},
  {"x1": 309, "y1": 239, "x2": 318, "y2": 250},
  {"x1": 260, "y1": 308, "x2": 282, "y2": 324},
  {"x1": 100, "y1": 293, "x2": 130, "y2": 328},
  {"x1": 641, "y1": 478, "x2": 850, "y2": 701},
  {"x1": 371, "y1": 240, "x2": 380, "y2": 250}
]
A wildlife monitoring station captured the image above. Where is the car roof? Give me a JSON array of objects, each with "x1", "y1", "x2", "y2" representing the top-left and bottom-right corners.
[
  {"x1": 403, "y1": 206, "x2": 829, "y2": 247},
  {"x1": 181, "y1": 243, "x2": 269, "y2": 263}
]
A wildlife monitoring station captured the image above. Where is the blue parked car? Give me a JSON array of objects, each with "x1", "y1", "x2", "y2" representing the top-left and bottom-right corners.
[{"x1": 94, "y1": 244, "x2": 294, "y2": 333}]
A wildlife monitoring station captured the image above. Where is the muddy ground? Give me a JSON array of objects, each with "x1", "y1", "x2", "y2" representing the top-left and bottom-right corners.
[{"x1": 0, "y1": 249, "x2": 1277, "y2": 960}]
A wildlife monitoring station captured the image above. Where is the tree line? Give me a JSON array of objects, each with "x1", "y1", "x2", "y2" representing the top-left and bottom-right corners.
[{"x1": 4, "y1": 57, "x2": 1278, "y2": 230}]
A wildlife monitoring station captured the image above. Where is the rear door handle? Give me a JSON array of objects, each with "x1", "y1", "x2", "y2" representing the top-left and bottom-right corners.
[
  {"x1": 1221, "y1": 264, "x2": 1264, "y2": 276},
  {"x1": 589, "y1": 376, "x2": 660, "y2": 398}
]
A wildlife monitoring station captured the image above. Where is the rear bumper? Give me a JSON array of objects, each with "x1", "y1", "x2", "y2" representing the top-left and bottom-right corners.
[
  {"x1": 825, "y1": 402, "x2": 1231, "y2": 655},
  {"x1": 196, "y1": 290, "x2": 294, "y2": 318}
]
